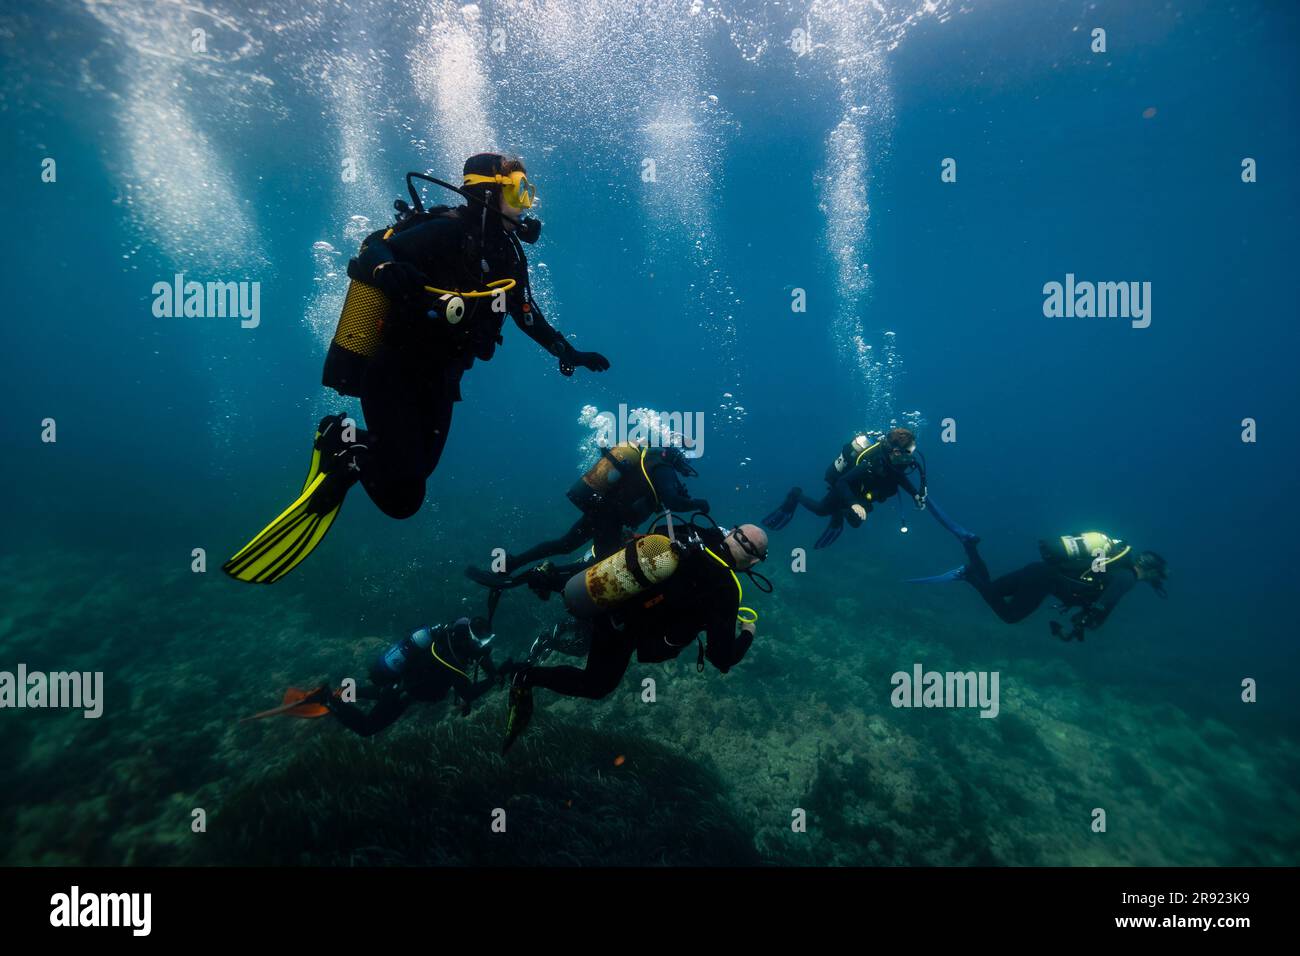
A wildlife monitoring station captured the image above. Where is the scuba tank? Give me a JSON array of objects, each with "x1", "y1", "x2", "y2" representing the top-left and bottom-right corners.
[
  {"x1": 369, "y1": 625, "x2": 437, "y2": 686},
  {"x1": 323, "y1": 168, "x2": 518, "y2": 397},
  {"x1": 566, "y1": 442, "x2": 644, "y2": 512},
  {"x1": 1039, "y1": 532, "x2": 1131, "y2": 579},
  {"x1": 322, "y1": 211, "x2": 462, "y2": 397},
  {"x1": 563, "y1": 534, "x2": 680, "y2": 618},
  {"x1": 824, "y1": 433, "x2": 881, "y2": 484}
]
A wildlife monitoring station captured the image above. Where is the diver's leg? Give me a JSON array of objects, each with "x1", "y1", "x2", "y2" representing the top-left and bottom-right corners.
[
  {"x1": 589, "y1": 512, "x2": 628, "y2": 561},
  {"x1": 524, "y1": 621, "x2": 635, "y2": 700},
  {"x1": 507, "y1": 514, "x2": 597, "y2": 570},
  {"x1": 796, "y1": 490, "x2": 840, "y2": 517},
  {"x1": 357, "y1": 348, "x2": 452, "y2": 520},
  {"x1": 327, "y1": 686, "x2": 408, "y2": 738},
  {"x1": 925, "y1": 498, "x2": 978, "y2": 543},
  {"x1": 968, "y1": 562, "x2": 1056, "y2": 624}
]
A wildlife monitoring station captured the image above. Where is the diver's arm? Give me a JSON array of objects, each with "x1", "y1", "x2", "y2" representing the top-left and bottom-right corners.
[
  {"x1": 508, "y1": 286, "x2": 609, "y2": 374},
  {"x1": 350, "y1": 219, "x2": 462, "y2": 302},
  {"x1": 1081, "y1": 570, "x2": 1138, "y2": 629},
  {"x1": 513, "y1": 308, "x2": 610, "y2": 374},
  {"x1": 831, "y1": 462, "x2": 875, "y2": 511},
  {"x1": 459, "y1": 673, "x2": 498, "y2": 705},
  {"x1": 703, "y1": 591, "x2": 753, "y2": 674},
  {"x1": 649, "y1": 463, "x2": 709, "y2": 513}
]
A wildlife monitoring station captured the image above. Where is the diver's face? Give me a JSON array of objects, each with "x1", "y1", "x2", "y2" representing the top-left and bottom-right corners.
[
  {"x1": 889, "y1": 444, "x2": 915, "y2": 466},
  {"x1": 727, "y1": 525, "x2": 768, "y2": 571},
  {"x1": 499, "y1": 191, "x2": 521, "y2": 230}
]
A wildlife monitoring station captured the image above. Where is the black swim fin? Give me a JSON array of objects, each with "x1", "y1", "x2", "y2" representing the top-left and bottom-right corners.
[
  {"x1": 465, "y1": 565, "x2": 521, "y2": 589},
  {"x1": 814, "y1": 514, "x2": 845, "y2": 549},
  {"x1": 762, "y1": 488, "x2": 801, "y2": 531}
]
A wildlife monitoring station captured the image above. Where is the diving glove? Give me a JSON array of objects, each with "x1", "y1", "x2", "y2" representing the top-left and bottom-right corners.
[
  {"x1": 556, "y1": 341, "x2": 611, "y2": 376},
  {"x1": 371, "y1": 261, "x2": 431, "y2": 302}
]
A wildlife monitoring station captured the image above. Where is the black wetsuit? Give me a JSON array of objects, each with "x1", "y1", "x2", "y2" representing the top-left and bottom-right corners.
[
  {"x1": 523, "y1": 543, "x2": 753, "y2": 700},
  {"x1": 506, "y1": 451, "x2": 708, "y2": 571},
  {"x1": 962, "y1": 540, "x2": 1139, "y2": 629},
  {"x1": 342, "y1": 207, "x2": 581, "y2": 519},
  {"x1": 327, "y1": 625, "x2": 500, "y2": 737},
  {"x1": 799, "y1": 446, "x2": 910, "y2": 522}
]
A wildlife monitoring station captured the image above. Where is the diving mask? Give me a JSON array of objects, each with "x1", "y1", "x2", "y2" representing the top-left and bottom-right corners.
[
  {"x1": 889, "y1": 443, "x2": 916, "y2": 466},
  {"x1": 463, "y1": 170, "x2": 536, "y2": 210}
]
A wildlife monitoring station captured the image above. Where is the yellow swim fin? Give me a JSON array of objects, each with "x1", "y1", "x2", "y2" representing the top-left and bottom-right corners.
[
  {"x1": 222, "y1": 472, "x2": 347, "y2": 583},
  {"x1": 223, "y1": 415, "x2": 357, "y2": 584}
]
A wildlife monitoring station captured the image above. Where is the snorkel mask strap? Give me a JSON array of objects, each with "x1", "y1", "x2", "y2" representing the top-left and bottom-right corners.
[{"x1": 405, "y1": 172, "x2": 527, "y2": 231}]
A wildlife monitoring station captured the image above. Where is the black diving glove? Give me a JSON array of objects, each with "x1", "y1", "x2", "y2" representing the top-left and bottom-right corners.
[
  {"x1": 371, "y1": 261, "x2": 430, "y2": 303},
  {"x1": 522, "y1": 561, "x2": 567, "y2": 599},
  {"x1": 556, "y1": 342, "x2": 611, "y2": 376}
]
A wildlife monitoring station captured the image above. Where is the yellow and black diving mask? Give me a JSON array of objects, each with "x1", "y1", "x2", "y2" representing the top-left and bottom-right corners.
[{"x1": 463, "y1": 170, "x2": 536, "y2": 210}]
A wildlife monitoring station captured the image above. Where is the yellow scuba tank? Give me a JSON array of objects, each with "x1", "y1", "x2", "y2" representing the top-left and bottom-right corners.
[
  {"x1": 322, "y1": 280, "x2": 391, "y2": 397},
  {"x1": 563, "y1": 534, "x2": 680, "y2": 618},
  {"x1": 1040, "y1": 532, "x2": 1131, "y2": 578},
  {"x1": 322, "y1": 278, "x2": 470, "y2": 397}
]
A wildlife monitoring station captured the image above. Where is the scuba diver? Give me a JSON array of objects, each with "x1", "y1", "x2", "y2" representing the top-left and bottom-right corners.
[
  {"x1": 763, "y1": 427, "x2": 973, "y2": 549},
  {"x1": 243, "y1": 616, "x2": 507, "y2": 736},
  {"x1": 501, "y1": 517, "x2": 770, "y2": 753},
  {"x1": 223, "y1": 153, "x2": 611, "y2": 584},
  {"x1": 910, "y1": 531, "x2": 1169, "y2": 642},
  {"x1": 465, "y1": 440, "x2": 709, "y2": 586}
]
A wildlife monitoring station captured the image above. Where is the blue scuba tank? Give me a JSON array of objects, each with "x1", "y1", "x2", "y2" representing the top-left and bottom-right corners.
[{"x1": 370, "y1": 625, "x2": 437, "y2": 685}]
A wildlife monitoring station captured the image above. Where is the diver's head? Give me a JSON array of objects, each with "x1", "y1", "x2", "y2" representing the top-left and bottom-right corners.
[
  {"x1": 723, "y1": 524, "x2": 768, "y2": 571},
  {"x1": 450, "y1": 615, "x2": 495, "y2": 660},
  {"x1": 1134, "y1": 551, "x2": 1169, "y2": 597},
  {"x1": 885, "y1": 427, "x2": 917, "y2": 467},
  {"x1": 462, "y1": 152, "x2": 535, "y2": 233},
  {"x1": 661, "y1": 444, "x2": 699, "y2": 478}
]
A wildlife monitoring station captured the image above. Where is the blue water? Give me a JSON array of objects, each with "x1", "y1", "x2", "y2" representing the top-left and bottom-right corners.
[{"x1": 1, "y1": 0, "x2": 1296, "y2": 865}]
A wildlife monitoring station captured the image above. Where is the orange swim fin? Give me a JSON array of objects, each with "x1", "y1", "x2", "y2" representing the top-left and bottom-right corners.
[{"x1": 242, "y1": 686, "x2": 331, "y2": 722}]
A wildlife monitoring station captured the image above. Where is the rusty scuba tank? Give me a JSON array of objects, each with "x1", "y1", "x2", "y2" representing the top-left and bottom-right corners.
[
  {"x1": 566, "y1": 442, "x2": 646, "y2": 512},
  {"x1": 563, "y1": 534, "x2": 680, "y2": 618}
]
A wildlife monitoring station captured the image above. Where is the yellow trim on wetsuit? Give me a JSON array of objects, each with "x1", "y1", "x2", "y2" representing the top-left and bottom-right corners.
[
  {"x1": 1079, "y1": 544, "x2": 1132, "y2": 582},
  {"x1": 855, "y1": 440, "x2": 882, "y2": 467},
  {"x1": 430, "y1": 642, "x2": 469, "y2": 680},
  {"x1": 639, "y1": 447, "x2": 662, "y2": 510},
  {"x1": 424, "y1": 277, "x2": 517, "y2": 298},
  {"x1": 703, "y1": 547, "x2": 758, "y2": 625}
]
